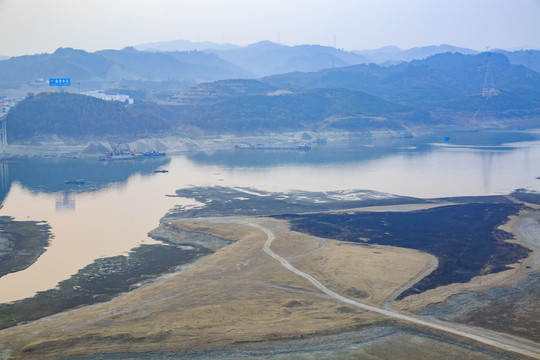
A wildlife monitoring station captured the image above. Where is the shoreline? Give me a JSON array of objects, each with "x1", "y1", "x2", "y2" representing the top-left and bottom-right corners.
[
  {"x1": 0, "y1": 134, "x2": 538, "y2": 357},
  {"x1": 0, "y1": 190, "x2": 538, "y2": 358},
  {"x1": 4, "y1": 126, "x2": 537, "y2": 158},
  {"x1": 1, "y1": 201, "x2": 538, "y2": 359},
  {"x1": 1, "y1": 130, "x2": 411, "y2": 157}
]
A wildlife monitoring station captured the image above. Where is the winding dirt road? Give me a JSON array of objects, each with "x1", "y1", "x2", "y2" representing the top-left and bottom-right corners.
[{"x1": 247, "y1": 221, "x2": 540, "y2": 359}]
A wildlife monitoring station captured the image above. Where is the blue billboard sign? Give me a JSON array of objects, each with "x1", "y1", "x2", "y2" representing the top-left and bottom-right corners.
[{"x1": 49, "y1": 78, "x2": 70, "y2": 86}]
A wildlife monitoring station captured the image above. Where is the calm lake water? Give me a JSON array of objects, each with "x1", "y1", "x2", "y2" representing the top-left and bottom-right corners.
[{"x1": 1, "y1": 130, "x2": 540, "y2": 303}]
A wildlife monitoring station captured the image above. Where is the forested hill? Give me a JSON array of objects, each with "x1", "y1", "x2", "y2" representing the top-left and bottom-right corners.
[
  {"x1": 169, "y1": 52, "x2": 540, "y2": 132},
  {"x1": 6, "y1": 88, "x2": 430, "y2": 141},
  {"x1": 179, "y1": 88, "x2": 430, "y2": 134},
  {"x1": 5, "y1": 52, "x2": 540, "y2": 142},
  {"x1": 6, "y1": 93, "x2": 172, "y2": 142},
  {"x1": 261, "y1": 52, "x2": 540, "y2": 114}
]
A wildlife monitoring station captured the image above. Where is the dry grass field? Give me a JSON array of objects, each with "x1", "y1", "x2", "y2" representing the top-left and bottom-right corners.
[
  {"x1": 0, "y1": 217, "x2": 434, "y2": 359},
  {"x1": 0, "y1": 204, "x2": 537, "y2": 359}
]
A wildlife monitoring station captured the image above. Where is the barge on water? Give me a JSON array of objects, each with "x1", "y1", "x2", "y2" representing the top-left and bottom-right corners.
[
  {"x1": 235, "y1": 143, "x2": 311, "y2": 151},
  {"x1": 143, "y1": 150, "x2": 166, "y2": 157}
]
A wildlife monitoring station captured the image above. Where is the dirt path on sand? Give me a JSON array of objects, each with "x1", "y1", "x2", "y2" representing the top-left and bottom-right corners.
[{"x1": 247, "y1": 221, "x2": 540, "y2": 359}]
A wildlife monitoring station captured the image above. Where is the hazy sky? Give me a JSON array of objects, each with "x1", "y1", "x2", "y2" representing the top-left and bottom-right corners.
[{"x1": 0, "y1": 0, "x2": 539, "y2": 56}]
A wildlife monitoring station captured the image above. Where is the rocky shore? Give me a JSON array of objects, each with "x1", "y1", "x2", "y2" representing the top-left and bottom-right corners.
[{"x1": 1, "y1": 129, "x2": 424, "y2": 158}]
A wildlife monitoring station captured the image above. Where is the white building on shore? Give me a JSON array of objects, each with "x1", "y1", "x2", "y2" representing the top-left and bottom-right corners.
[{"x1": 85, "y1": 91, "x2": 134, "y2": 104}]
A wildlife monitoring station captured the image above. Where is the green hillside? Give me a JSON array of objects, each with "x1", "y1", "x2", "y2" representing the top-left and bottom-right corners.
[
  {"x1": 262, "y1": 52, "x2": 540, "y2": 113},
  {"x1": 180, "y1": 88, "x2": 430, "y2": 134},
  {"x1": 5, "y1": 51, "x2": 539, "y2": 141},
  {"x1": 6, "y1": 92, "x2": 172, "y2": 142}
]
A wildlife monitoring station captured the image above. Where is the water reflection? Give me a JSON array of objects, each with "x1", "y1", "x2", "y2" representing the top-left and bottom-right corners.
[
  {"x1": 9, "y1": 157, "x2": 170, "y2": 194},
  {"x1": 0, "y1": 163, "x2": 10, "y2": 206},
  {"x1": 0, "y1": 169, "x2": 192, "y2": 303},
  {"x1": 55, "y1": 192, "x2": 75, "y2": 212},
  {"x1": 187, "y1": 131, "x2": 540, "y2": 168},
  {"x1": 0, "y1": 156, "x2": 170, "y2": 209},
  {"x1": 182, "y1": 131, "x2": 540, "y2": 198},
  {"x1": 481, "y1": 152, "x2": 493, "y2": 194}
]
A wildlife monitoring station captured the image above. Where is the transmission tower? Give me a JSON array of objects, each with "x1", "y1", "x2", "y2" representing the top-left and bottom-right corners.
[{"x1": 481, "y1": 47, "x2": 500, "y2": 98}]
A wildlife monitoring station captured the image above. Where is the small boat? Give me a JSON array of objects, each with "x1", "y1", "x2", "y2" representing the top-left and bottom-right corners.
[
  {"x1": 154, "y1": 170, "x2": 168, "y2": 173},
  {"x1": 65, "y1": 179, "x2": 85, "y2": 184}
]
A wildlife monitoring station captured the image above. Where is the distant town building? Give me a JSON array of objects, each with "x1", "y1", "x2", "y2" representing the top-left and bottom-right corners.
[
  {"x1": 85, "y1": 91, "x2": 134, "y2": 104},
  {"x1": 0, "y1": 96, "x2": 20, "y2": 113}
]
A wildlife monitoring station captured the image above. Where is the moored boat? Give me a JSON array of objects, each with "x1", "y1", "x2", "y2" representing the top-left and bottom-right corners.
[{"x1": 64, "y1": 179, "x2": 85, "y2": 184}]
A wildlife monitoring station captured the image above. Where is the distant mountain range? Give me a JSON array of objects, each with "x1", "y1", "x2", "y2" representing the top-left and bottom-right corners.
[
  {"x1": 1, "y1": 41, "x2": 539, "y2": 89},
  {"x1": 131, "y1": 39, "x2": 371, "y2": 77},
  {"x1": 204, "y1": 41, "x2": 369, "y2": 77},
  {"x1": 136, "y1": 39, "x2": 540, "y2": 73},
  {"x1": 174, "y1": 52, "x2": 539, "y2": 131},
  {"x1": 3, "y1": 42, "x2": 540, "y2": 141},
  {"x1": 491, "y1": 49, "x2": 540, "y2": 73},
  {"x1": 261, "y1": 52, "x2": 540, "y2": 112},
  {"x1": 136, "y1": 39, "x2": 239, "y2": 52},
  {"x1": 0, "y1": 47, "x2": 249, "y2": 87},
  {"x1": 354, "y1": 44, "x2": 479, "y2": 65}
]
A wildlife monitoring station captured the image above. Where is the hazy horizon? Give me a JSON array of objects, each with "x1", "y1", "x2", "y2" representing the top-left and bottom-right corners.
[
  {"x1": 4, "y1": 39, "x2": 535, "y2": 58},
  {"x1": 1, "y1": 0, "x2": 539, "y2": 57}
]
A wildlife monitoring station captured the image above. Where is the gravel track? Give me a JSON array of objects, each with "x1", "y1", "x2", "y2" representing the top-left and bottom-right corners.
[{"x1": 247, "y1": 221, "x2": 540, "y2": 359}]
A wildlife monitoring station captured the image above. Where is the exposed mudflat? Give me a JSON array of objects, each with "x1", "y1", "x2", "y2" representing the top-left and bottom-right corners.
[
  {"x1": 0, "y1": 216, "x2": 51, "y2": 278},
  {"x1": 0, "y1": 188, "x2": 538, "y2": 359},
  {"x1": 0, "y1": 243, "x2": 211, "y2": 330},
  {"x1": 165, "y1": 186, "x2": 428, "y2": 219},
  {"x1": 57, "y1": 326, "x2": 521, "y2": 360},
  {"x1": 423, "y1": 272, "x2": 539, "y2": 342},
  {"x1": 422, "y1": 204, "x2": 540, "y2": 343}
]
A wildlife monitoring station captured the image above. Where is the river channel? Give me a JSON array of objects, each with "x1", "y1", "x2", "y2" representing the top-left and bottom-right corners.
[{"x1": 0, "y1": 130, "x2": 539, "y2": 303}]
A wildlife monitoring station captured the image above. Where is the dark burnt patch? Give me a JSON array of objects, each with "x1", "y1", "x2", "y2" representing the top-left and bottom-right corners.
[{"x1": 276, "y1": 203, "x2": 530, "y2": 298}]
